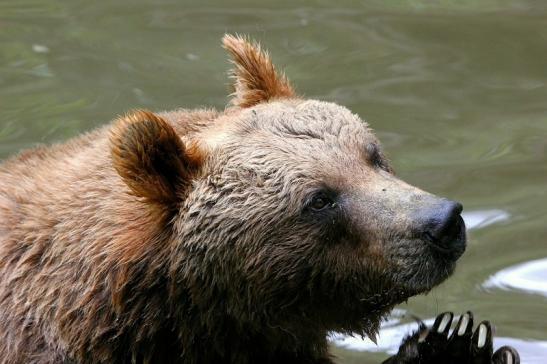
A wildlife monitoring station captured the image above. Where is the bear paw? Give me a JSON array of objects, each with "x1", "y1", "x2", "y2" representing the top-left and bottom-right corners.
[{"x1": 382, "y1": 311, "x2": 520, "y2": 364}]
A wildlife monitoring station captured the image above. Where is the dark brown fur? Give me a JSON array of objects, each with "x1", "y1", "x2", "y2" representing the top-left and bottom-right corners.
[{"x1": 0, "y1": 36, "x2": 463, "y2": 363}]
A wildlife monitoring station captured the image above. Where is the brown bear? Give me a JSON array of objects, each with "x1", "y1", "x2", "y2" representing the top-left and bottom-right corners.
[{"x1": 0, "y1": 35, "x2": 517, "y2": 364}]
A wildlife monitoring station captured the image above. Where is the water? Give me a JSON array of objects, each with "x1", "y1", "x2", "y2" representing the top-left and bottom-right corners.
[
  {"x1": 1, "y1": 1, "x2": 546, "y2": 363},
  {"x1": 484, "y1": 258, "x2": 547, "y2": 298}
]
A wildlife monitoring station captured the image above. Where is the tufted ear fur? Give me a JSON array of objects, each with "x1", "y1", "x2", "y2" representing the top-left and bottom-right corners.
[
  {"x1": 110, "y1": 110, "x2": 202, "y2": 210},
  {"x1": 222, "y1": 34, "x2": 296, "y2": 108}
]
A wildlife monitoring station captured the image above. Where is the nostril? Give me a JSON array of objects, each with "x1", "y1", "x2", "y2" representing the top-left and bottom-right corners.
[
  {"x1": 421, "y1": 200, "x2": 465, "y2": 248},
  {"x1": 453, "y1": 201, "x2": 463, "y2": 215}
]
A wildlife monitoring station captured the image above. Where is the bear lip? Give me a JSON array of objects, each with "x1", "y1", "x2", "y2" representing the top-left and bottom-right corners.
[{"x1": 387, "y1": 241, "x2": 461, "y2": 296}]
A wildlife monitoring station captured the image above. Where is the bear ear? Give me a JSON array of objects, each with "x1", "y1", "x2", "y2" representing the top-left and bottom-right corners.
[
  {"x1": 110, "y1": 110, "x2": 202, "y2": 210},
  {"x1": 222, "y1": 34, "x2": 296, "y2": 108}
]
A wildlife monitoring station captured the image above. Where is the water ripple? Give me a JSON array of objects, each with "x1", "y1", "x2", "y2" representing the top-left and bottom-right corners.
[
  {"x1": 462, "y1": 209, "x2": 511, "y2": 230},
  {"x1": 484, "y1": 258, "x2": 547, "y2": 298}
]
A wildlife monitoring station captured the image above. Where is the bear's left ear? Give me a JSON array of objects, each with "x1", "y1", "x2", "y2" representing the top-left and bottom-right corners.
[
  {"x1": 110, "y1": 110, "x2": 202, "y2": 211},
  {"x1": 223, "y1": 34, "x2": 296, "y2": 108}
]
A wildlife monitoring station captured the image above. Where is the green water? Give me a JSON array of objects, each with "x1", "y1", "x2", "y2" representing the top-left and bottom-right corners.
[{"x1": 1, "y1": 1, "x2": 546, "y2": 363}]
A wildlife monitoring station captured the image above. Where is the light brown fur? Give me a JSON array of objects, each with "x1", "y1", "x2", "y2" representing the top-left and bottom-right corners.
[
  {"x1": 223, "y1": 34, "x2": 296, "y2": 108},
  {"x1": 0, "y1": 109, "x2": 217, "y2": 363}
]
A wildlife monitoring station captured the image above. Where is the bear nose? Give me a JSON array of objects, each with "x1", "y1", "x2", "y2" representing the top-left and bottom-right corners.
[{"x1": 420, "y1": 200, "x2": 466, "y2": 252}]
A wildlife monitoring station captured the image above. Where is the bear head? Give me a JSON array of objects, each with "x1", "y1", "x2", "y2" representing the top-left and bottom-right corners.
[{"x1": 109, "y1": 35, "x2": 466, "y2": 339}]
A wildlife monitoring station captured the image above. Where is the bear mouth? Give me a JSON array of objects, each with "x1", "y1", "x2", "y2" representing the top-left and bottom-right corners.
[{"x1": 387, "y1": 232, "x2": 466, "y2": 297}]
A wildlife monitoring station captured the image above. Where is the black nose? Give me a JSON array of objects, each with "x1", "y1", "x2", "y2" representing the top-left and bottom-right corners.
[{"x1": 420, "y1": 200, "x2": 466, "y2": 253}]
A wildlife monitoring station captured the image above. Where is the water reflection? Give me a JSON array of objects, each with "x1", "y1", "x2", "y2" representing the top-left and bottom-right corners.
[
  {"x1": 484, "y1": 258, "x2": 547, "y2": 298},
  {"x1": 461, "y1": 209, "x2": 510, "y2": 230},
  {"x1": 330, "y1": 310, "x2": 418, "y2": 355}
]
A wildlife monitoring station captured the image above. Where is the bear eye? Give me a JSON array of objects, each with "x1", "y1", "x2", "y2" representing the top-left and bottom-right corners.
[
  {"x1": 366, "y1": 143, "x2": 392, "y2": 172},
  {"x1": 366, "y1": 144, "x2": 382, "y2": 166},
  {"x1": 309, "y1": 194, "x2": 335, "y2": 211}
]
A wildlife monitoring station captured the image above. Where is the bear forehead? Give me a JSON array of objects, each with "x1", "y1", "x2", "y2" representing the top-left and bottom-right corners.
[
  {"x1": 246, "y1": 99, "x2": 372, "y2": 142},
  {"x1": 198, "y1": 99, "x2": 381, "y2": 168}
]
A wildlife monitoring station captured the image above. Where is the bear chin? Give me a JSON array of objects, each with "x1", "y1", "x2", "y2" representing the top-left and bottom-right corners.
[{"x1": 386, "y1": 235, "x2": 465, "y2": 296}]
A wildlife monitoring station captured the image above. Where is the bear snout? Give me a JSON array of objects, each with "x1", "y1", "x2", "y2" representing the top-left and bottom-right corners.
[{"x1": 416, "y1": 199, "x2": 467, "y2": 258}]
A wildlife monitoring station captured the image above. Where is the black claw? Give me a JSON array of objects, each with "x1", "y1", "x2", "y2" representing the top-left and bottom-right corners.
[
  {"x1": 451, "y1": 311, "x2": 474, "y2": 339},
  {"x1": 447, "y1": 312, "x2": 474, "y2": 363},
  {"x1": 493, "y1": 346, "x2": 520, "y2": 364},
  {"x1": 418, "y1": 312, "x2": 453, "y2": 360},
  {"x1": 432, "y1": 311, "x2": 454, "y2": 337},
  {"x1": 471, "y1": 321, "x2": 494, "y2": 363}
]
